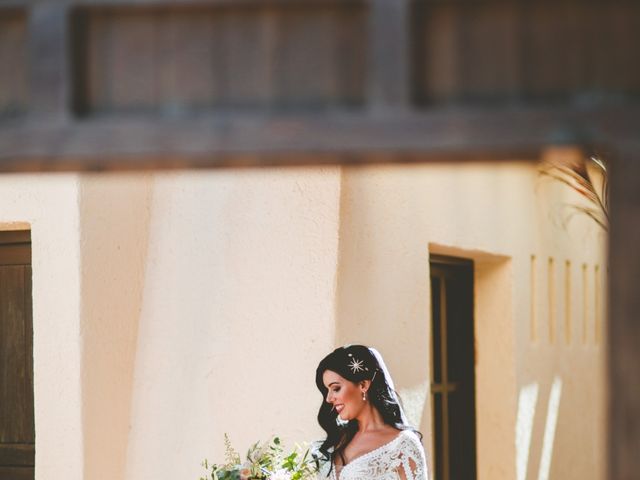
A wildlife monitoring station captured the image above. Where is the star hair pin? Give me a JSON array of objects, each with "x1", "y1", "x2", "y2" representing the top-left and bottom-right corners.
[{"x1": 348, "y1": 357, "x2": 365, "y2": 373}]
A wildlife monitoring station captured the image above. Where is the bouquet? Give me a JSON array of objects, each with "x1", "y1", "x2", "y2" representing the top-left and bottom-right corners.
[{"x1": 200, "y1": 434, "x2": 317, "y2": 480}]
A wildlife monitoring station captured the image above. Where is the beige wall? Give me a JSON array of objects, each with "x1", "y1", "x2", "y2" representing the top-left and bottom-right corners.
[
  {"x1": 77, "y1": 168, "x2": 341, "y2": 480},
  {"x1": 0, "y1": 174, "x2": 84, "y2": 480},
  {"x1": 0, "y1": 161, "x2": 606, "y2": 480},
  {"x1": 79, "y1": 174, "x2": 154, "y2": 480},
  {"x1": 335, "y1": 161, "x2": 606, "y2": 480}
]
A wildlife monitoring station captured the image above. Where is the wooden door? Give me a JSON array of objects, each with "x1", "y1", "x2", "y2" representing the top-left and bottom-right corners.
[
  {"x1": 430, "y1": 255, "x2": 477, "y2": 480},
  {"x1": 0, "y1": 231, "x2": 34, "y2": 480}
]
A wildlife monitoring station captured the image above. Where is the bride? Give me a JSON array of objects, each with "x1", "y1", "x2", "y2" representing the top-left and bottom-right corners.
[{"x1": 313, "y1": 345, "x2": 428, "y2": 480}]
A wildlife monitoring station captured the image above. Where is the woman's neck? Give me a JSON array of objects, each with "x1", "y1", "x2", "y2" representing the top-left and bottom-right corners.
[{"x1": 355, "y1": 404, "x2": 387, "y2": 433}]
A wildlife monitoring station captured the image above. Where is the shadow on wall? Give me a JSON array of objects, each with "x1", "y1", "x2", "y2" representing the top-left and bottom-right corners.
[{"x1": 79, "y1": 174, "x2": 154, "y2": 480}]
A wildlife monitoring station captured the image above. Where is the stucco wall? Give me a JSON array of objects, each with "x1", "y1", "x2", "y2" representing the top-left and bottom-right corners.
[
  {"x1": 335, "y1": 161, "x2": 606, "y2": 480},
  {"x1": 75, "y1": 168, "x2": 341, "y2": 480},
  {"x1": 79, "y1": 174, "x2": 154, "y2": 480},
  {"x1": 0, "y1": 174, "x2": 84, "y2": 480},
  {"x1": 0, "y1": 161, "x2": 606, "y2": 480}
]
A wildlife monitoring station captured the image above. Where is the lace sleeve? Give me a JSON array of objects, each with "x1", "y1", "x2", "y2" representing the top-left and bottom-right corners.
[{"x1": 395, "y1": 432, "x2": 428, "y2": 480}]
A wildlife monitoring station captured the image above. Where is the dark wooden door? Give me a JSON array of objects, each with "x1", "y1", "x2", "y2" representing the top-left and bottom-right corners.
[
  {"x1": 0, "y1": 231, "x2": 34, "y2": 480},
  {"x1": 430, "y1": 255, "x2": 476, "y2": 480}
]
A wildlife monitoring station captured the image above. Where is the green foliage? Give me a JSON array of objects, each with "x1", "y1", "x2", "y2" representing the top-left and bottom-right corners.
[
  {"x1": 200, "y1": 435, "x2": 317, "y2": 480},
  {"x1": 224, "y1": 433, "x2": 242, "y2": 468}
]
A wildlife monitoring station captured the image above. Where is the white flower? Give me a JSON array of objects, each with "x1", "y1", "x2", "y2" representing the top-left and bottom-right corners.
[{"x1": 269, "y1": 469, "x2": 292, "y2": 480}]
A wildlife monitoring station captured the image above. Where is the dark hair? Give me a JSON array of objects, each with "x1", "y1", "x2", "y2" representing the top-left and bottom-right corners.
[{"x1": 314, "y1": 345, "x2": 421, "y2": 471}]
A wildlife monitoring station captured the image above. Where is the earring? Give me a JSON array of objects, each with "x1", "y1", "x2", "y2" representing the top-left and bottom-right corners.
[{"x1": 362, "y1": 391, "x2": 367, "y2": 401}]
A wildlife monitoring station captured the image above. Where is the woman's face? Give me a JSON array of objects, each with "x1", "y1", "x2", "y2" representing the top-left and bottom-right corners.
[{"x1": 322, "y1": 370, "x2": 365, "y2": 421}]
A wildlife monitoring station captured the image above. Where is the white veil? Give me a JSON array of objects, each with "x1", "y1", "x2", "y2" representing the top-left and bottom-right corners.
[{"x1": 368, "y1": 347, "x2": 410, "y2": 425}]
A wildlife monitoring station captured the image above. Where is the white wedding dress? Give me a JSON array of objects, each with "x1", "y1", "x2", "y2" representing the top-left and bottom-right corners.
[{"x1": 316, "y1": 430, "x2": 428, "y2": 480}]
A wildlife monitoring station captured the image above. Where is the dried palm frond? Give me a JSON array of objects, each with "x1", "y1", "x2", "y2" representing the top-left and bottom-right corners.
[{"x1": 539, "y1": 154, "x2": 609, "y2": 232}]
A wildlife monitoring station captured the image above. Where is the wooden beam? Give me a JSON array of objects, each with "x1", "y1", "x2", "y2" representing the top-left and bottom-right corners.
[
  {"x1": 27, "y1": 2, "x2": 71, "y2": 122},
  {"x1": 0, "y1": 106, "x2": 637, "y2": 171},
  {"x1": 0, "y1": 0, "x2": 363, "y2": 8},
  {"x1": 368, "y1": 0, "x2": 411, "y2": 112},
  {"x1": 608, "y1": 142, "x2": 640, "y2": 480}
]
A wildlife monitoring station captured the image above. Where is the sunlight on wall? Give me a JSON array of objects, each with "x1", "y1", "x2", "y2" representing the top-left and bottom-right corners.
[
  {"x1": 516, "y1": 383, "x2": 539, "y2": 480},
  {"x1": 538, "y1": 377, "x2": 563, "y2": 480}
]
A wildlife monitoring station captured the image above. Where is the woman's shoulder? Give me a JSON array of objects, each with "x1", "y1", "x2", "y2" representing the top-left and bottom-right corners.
[
  {"x1": 393, "y1": 429, "x2": 425, "y2": 455},
  {"x1": 363, "y1": 430, "x2": 427, "y2": 480},
  {"x1": 393, "y1": 430, "x2": 428, "y2": 479},
  {"x1": 398, "y1": 429, "x2": 421, "y2": 442}
]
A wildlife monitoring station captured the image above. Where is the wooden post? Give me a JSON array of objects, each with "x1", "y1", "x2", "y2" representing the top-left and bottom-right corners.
[
  {"x1": 368, "y1": 0, "x2": 411, "y2": 113},
  {"x1": 608, "y1": 143, "x2": 640, "y2": 480},
  {"x1": 28, "y1": 2, "x2": 70, "y2": 122}
]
